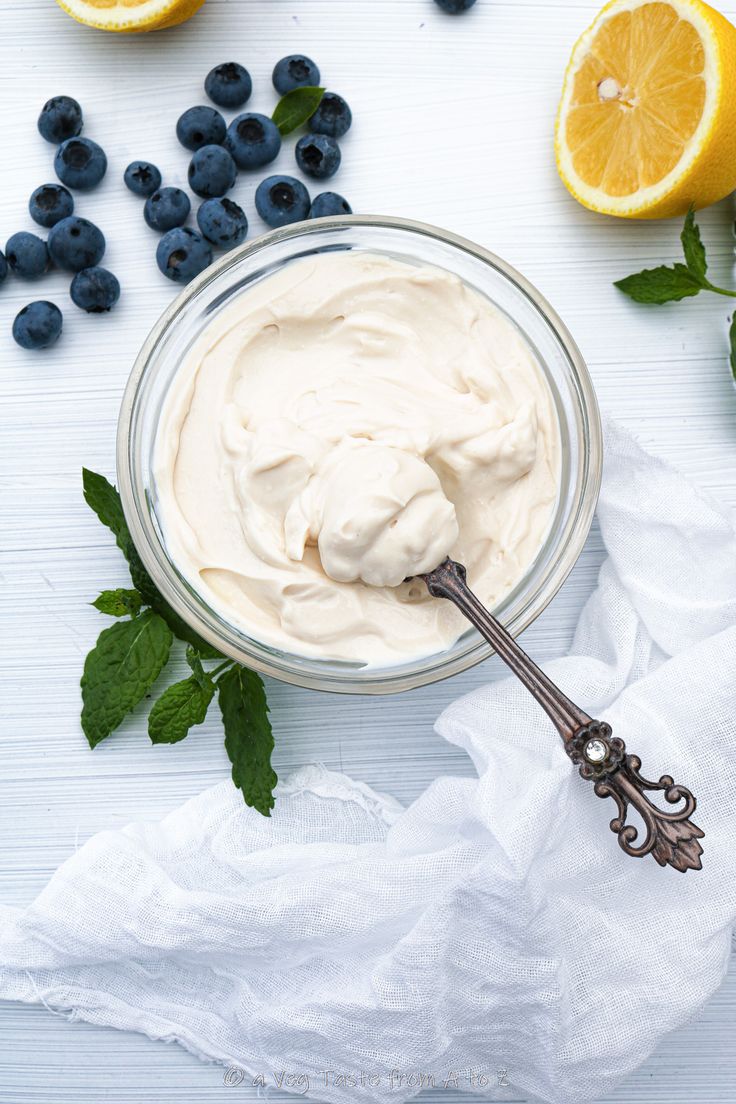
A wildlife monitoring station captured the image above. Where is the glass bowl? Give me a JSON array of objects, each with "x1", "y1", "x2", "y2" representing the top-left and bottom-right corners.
[{"x1": 117, "y1": 215, "x2": 602, "y2": 694}]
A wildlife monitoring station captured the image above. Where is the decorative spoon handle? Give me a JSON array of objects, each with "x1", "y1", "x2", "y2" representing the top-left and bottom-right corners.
[{"x1": 421, "y1": 559, "x2": 704, "y2": 872}]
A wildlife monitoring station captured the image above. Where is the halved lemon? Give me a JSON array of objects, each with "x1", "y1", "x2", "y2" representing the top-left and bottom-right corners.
[
  {"x1": 56, "y1": 0, "x2": 206, "y2": 33},
  {"x1": 556, "y1": 0, "x2": 736, "y2": 218}
]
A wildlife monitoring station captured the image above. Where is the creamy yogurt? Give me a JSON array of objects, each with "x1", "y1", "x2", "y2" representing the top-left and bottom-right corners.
[{"x1": 154, "y1": 252, "x2": 560, "y2": 665}]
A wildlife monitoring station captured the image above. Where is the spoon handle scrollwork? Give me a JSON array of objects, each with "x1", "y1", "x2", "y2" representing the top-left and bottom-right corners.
[{"x1": 421, "y1": 559, "x2": 703, "y2": 872}]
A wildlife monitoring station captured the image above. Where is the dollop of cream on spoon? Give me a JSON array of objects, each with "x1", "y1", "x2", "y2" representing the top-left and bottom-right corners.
[{"x1": 283, "y1": 440, "x2": 459, "y2": 588}]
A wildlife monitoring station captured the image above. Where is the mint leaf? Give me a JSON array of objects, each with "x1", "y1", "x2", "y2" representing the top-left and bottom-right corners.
[
  {"x1": 81, "y1": 610, "x2": 173, "y2": 748},
  {"x1": 681, "y1": 208, "x2": 707, "y2": 281},
  {"x1": 148, "y1": 669, "x2": 215, "y2": 745},
  {"x1": 82, "y1": 468, "x2": 130, "y2": 555},
  {"x1": 93, "y1": 588, "x2": 143, "y2": 617},
  {"x1": 218, "y1": 665, "x2": 276, "y2": 816},
  {"x1": 272, "y1": 86, "x2": 324, "y2": 136},
  {"x1": 126, "y1": 548, "x2": 160, "y2": 606},
  {"x1": 614, "y1": 263, "x2": 704, "y2": 304},
  {"x1": 83, "y1": 468, "x2": 157, "y2": 595},
  {"x1": 730, "y1": 314, "x2": 736, "y2": 382}
]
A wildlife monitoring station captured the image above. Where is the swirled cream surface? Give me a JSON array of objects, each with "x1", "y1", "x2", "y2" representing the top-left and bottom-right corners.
[{"x1": 154, "y1": 252, "x2": 560, "y2": 665}]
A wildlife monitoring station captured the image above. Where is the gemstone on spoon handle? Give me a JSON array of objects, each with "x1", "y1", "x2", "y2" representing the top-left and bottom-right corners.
[{"x1": 421, "y1": 559, "x2": 704, "y2": 872}]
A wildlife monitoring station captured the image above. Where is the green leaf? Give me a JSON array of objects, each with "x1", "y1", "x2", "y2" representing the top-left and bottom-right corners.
[
  {"x1": 681, "y1": 208, "x2": 707, "y2": 282},
  {"x1": 126, "y1": 547, "x2": 160, "y2": 606},
  {"x1": 148, "y1": 671, "x2": 215, "y2": 745},
  {"x1": 614, "y1": 263, "x2": 704, "y2": 304},
  {"x1": 82, "y1": 468, "x2": 156, "y2": 592},
  {"x1": 729, "y1": 314, "x2": 736, "y2": 382},
  {"x1": 82, "y1": 468, "x2": 130, "y2": 555},
  {"x1": 81, "y1": 610, "x2": 173, "y2": 748},
  {"x1": 92, "y1": 588, "x2": 143, "y2": 617},
  {"x1": 218, "y1": 665, "x2": 276, "y2": 816},
  {"x1": 272, "y1": 86, "x2": 325, "y2": 136}
]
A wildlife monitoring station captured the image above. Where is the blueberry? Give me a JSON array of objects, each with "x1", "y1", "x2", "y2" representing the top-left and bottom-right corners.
[
  {"x1": 144, "y1": 187, "x2": 191, "y2": 232},
  {"x1": 434, "y1": 0, "x2": 477, "y2": 11},
  {"x1": 37, "y1": 96, "x2": 83, "y2": 144},
  {"x1": 310, "y1": 191, "x2": 352, "y2": 218},
  {"x1": 188, "y1": 144, "x2": 237, "y2": 199},
  {"x1": 255, "y1": 175, "x2": 310, "y2": 228},
  {"x1": 205, "y1": 62, "x2": 252, "y2": 109},
  {"x1": 0, "y1": 251, "x2": 7, "y2": 286},
  {"x1": 309, "y1": 92, "x2": 352, "y2": 139},
  {"x1": 12, "y1": 301, "x2": 63, "y2": 350},
  {"x1": 124, "y1": 161, "x2": 162, "y2": 198},
  {"x1": 48, "y1": 216, "x2": 105, "y2": 272},
  {"x1": 176, "y1": 105, "x2": 226, "y2": 152},
  {"x1": 54, "y1": 137, "x2": 107, "y2": 191},
  {"x1": 156, "y1": 227, "x2": 212, "y2": 284},
  {"x1": 225, "y1": 113, "x2": 281, "y2": 170},
  {"x1": 295, "y1": 133, "x2": 341, "y2": 180},
  {"x1": 197, "y1": 197, "x2": 248, "y2": 249},
  {"x1": 5, "y1": 233, "x2": 50, "y2": 279},
  {"x1": 70, "y1": 266, "x2": 120, "y2": 313},
  {"x1": 272, "y1": 55, "x2": 320, "y2": 94},
  {"x1": 28, "y1": 183, "x2": 74, "y2": 230}
]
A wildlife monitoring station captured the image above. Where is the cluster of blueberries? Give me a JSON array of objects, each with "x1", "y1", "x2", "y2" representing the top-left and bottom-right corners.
[
  {"x1": 4, "y1": 96, "x2": 118, "y2": 349},
  {"x1": 132, "y1": 56, "x2": 352, "y2": 287},
  {"x1": 5, "y1": 56, "x2": 352, "y2": 351}
]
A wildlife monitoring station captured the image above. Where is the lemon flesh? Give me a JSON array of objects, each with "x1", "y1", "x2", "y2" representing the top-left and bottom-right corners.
[
  {"x1": 556, "y1": 0, "x2": 736, "y2": 218},
  {"x1": 56, "y1": 0, "x2": 206, "y2": 32}
]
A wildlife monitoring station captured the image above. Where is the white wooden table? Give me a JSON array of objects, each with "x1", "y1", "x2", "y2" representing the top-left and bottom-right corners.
[{"x1": 2, "y1": 1, "x2": 736, "y2": 1100}]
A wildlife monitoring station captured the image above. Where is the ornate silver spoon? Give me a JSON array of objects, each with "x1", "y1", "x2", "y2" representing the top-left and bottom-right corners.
[{"x1": 421, "y1": 559, "x2": 704, "y2": 872}]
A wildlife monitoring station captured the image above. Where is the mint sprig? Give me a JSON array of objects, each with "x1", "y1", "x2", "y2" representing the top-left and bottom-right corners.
[
  {"x1": 272, "y1": 86, "x2": 325, "y2": 137},
  {"x1": 614, "y1": 209, "x2": 736, "y2": 304},
  {"x1": 81, "y1": 469, "x2": 277, "y2": 815},
  {"x1": 83, "y1": 468, "x2": 220, "y2": 657}
]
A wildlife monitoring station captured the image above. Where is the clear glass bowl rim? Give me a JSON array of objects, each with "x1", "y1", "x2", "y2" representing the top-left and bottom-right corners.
[{"x1": 117, "y1": 214, "x2": 603, "y2": 695}]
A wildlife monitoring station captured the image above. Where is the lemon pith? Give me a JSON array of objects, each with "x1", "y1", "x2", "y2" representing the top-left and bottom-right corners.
[
  {"x1": 555, "y1": 0, "x2": 736, "y2": 218},
  {"x1": 56, "y1": 0, "x2": 206, "y2": 33}
]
